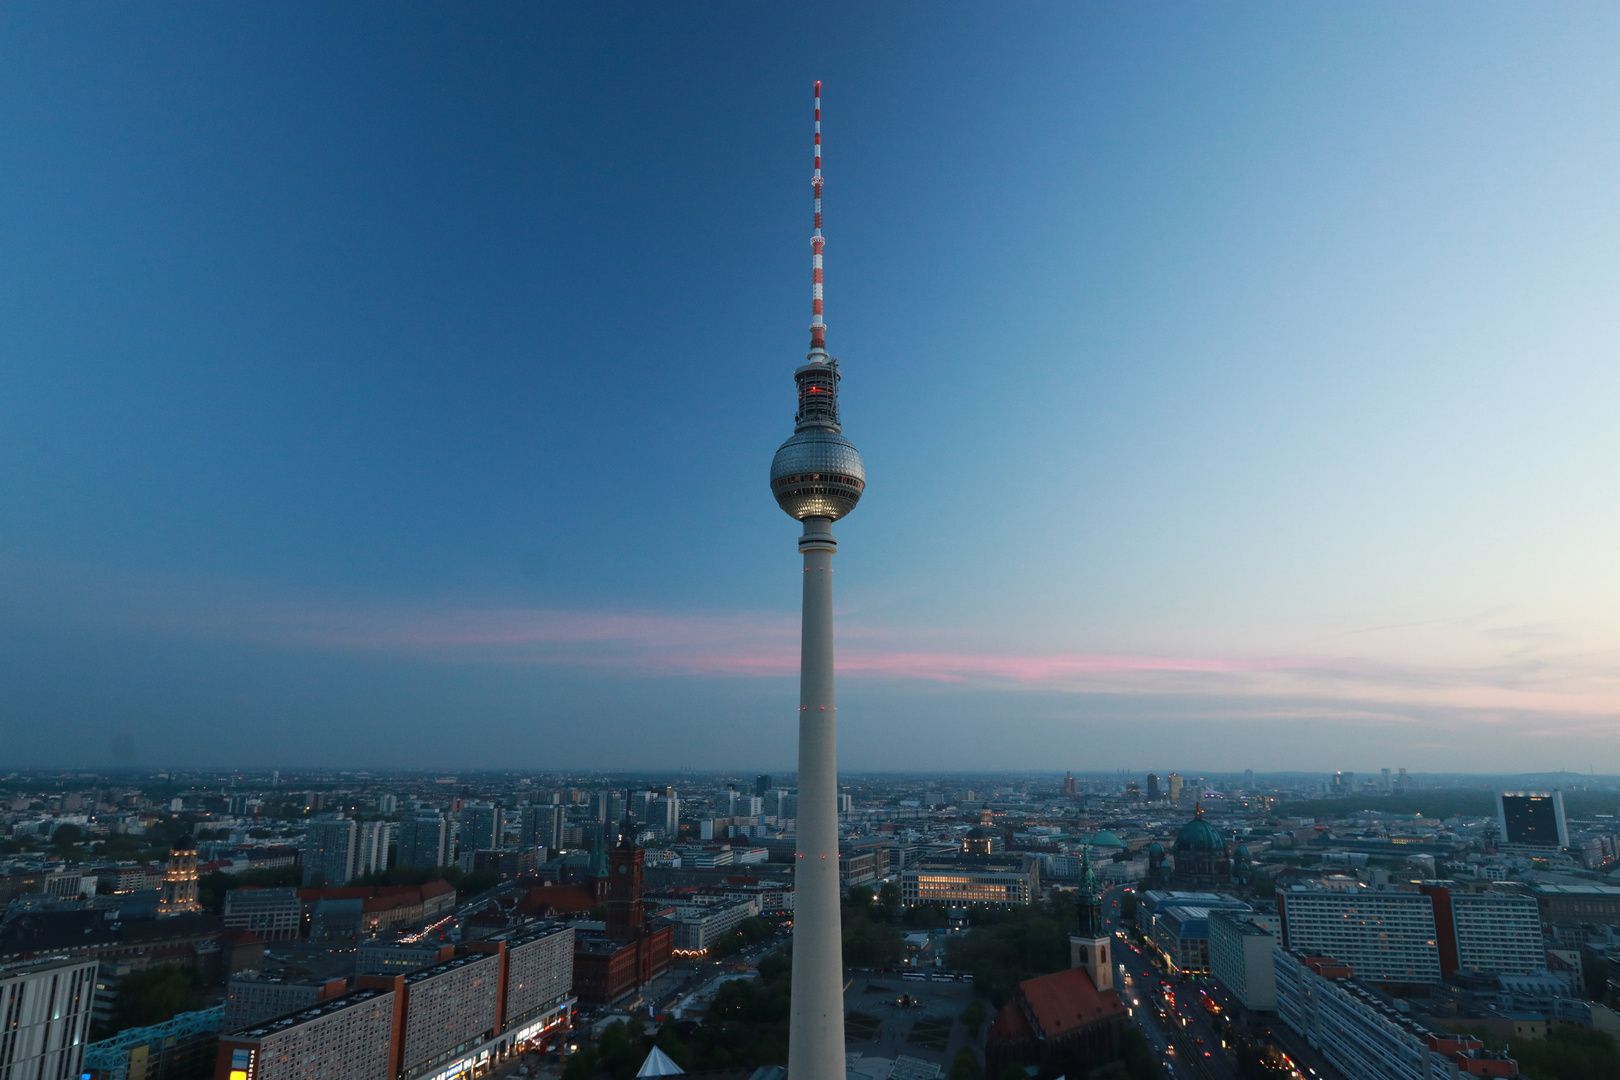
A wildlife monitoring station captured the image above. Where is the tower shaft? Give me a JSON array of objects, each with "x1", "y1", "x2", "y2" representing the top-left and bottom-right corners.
[{"x1": 790, "y1": 516, "x2": 843, "y2": 1080}]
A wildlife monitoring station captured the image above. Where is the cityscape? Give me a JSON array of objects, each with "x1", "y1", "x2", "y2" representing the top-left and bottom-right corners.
[
  {"x1": 3, "y1": 767, "x2": 1619, "y2": 1080},
  {"x1": 5, "y1": 8, "x2": 1620, "y2": 1080}
]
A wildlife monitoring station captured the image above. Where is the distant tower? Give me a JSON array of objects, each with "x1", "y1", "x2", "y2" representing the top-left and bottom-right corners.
[
  {"x1": 1069, "y1": 850, "x2": 1112, "y2": 991},
  {"x1": 1146, "y1": 773, "x2": 1160, "y2": 802},
  {"x1": 605, "y1": 801, "x2": 646, "y2": 940},
  {"x1": 770, "y1": 81, "x2": 866, "y2": 1080},
  {"x1": 158, "y1": 834, "x2": 201, "y2": 916}
]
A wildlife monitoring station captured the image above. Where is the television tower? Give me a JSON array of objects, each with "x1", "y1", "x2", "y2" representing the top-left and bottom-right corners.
[{"x1": 769, "y1": 80, "x2": 865, "y2": 1080}]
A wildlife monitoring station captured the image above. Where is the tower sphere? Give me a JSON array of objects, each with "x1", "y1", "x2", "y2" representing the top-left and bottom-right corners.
[{"x1": 770, "y1": 427, "x2": 865, "y2": 521}]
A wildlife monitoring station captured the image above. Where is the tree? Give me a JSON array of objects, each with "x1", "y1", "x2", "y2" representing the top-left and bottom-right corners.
[
  {"x1": 959, "y1": 999, "x2": 988, "y2": 1037},
  {"x1": 947, "y1": 907, "x2": 1071, "y2": 1007},
  {"x1": 563, "y1": 1047, "x2": 601, "y2": 1080},
  {"x1": 842, "y1": 895, "x2": 903, "y2": 967},
  {"x1": 1118, "y1": 1027, "x2": 1163, "y2": 1080},
  {"x1": 99, "y1": 964, "x2": 197, "y2": 1038},
  {"x1": 1510, "y1": 1025, "x2": 1619, "y2": 1079},
  {"x1": 51, "y1": 824, "x2": 83, "y2": 848},
  {"x1": 878, "y1": 882, "x2": 902, "y2": 923},
  {"x1": 948, "y1": 1049, "x2": 980, "y2": 1080}
]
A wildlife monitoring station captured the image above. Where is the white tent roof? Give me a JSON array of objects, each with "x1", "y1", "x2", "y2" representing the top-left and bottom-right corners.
[{"x1": 637, "y1": 1047, "x2": 686, "y2": 1078}]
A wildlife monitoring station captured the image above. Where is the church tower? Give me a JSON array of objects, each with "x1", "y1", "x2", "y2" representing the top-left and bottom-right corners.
[{"x1": 1069, "y1": 849, "x2": 1112, "y2": 991}]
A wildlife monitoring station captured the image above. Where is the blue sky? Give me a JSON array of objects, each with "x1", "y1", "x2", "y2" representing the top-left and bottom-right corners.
[{"x1": 3, "y1": 5, "x2": 1618, "y2": 772}]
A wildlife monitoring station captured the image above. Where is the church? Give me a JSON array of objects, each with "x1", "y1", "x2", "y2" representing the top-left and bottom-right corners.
[{"x1": 985, "y1": 854, "x2": 1128, "y2": 1079}]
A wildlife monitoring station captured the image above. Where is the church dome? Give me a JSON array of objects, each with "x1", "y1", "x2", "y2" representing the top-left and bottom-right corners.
[
  {"x1": 1173, "y1": 813, "x2": 1226, "y2": 855},
  {"x1": 966, "y1": 825, "x2": 994, "y2": 840},
  {"x1": 1090, "y1": 830, "x2": 1126, "y2": 849},
  {"x1": 1233, "y1": 843, "x2": 1251, "y2": 858},
  {"x1": 1148, "y1": 841, "x2": 1165, "y2": 855}
]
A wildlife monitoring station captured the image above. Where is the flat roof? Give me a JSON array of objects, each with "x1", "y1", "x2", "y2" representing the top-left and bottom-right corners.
[{"x1": 233, "y1": 990, "x2": 389, "y2": 1039}]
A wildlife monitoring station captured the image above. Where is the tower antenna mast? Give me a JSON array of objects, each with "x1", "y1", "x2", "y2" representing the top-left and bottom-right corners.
[{"x1": 811, "y1": 80, "x2": 826, "y2": 355}]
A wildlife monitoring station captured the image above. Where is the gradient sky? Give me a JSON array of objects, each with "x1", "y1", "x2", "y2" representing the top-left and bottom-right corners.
[{"x1": 3, "y1": 5, "x2": 1619, "y2": 773}]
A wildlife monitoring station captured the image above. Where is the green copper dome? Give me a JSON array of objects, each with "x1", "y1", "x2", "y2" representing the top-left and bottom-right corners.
[
  {"x1": 1089, "y1": 830, "x2": 1127, "y2": 849},
  {"x1": 1173, "y1": 809, "x2": 1226, "y2": 855}
]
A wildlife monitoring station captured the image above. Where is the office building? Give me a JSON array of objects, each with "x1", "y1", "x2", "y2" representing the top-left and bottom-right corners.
[
  {"x1": 669, "y1": 897, "x2": 760, "y2": 956},
  {"x1": 901, "y1": 854, "x2": 1041, "y2": 908},
  {"x1": 223, "y1": 887, "x2": 302, "y2": 942},
  {"x1": 397, "y1": 813, "x2": 451, "y2": 869},
  {"x1": 223, "y1": 974, "x2": 347, "y2": 1031},
  {"x1": 1420, "y1": 885, "x2": 1544, "y2": 977},
  {"x1": 1277, "y1": 889, "x2": 1441, "y2": 983},
  {"x1": 302, "y1": 817, "x2": 358, "y2": 887},
  {"x1": 1207, "y1": 910, "x2": 1277, "y2": 1011},
  {"x1": 217, "y1": 990, "x2": 396, "y2": 1080},
  {"x1": 767, "y1": 81, "x2": 867, "y2": 1080},
  {"x1": 0, "y1": 957, "x2": 98, "y2": 1080},
  {"x1": 1166, "y1": 773, "x2": 1184, "y2": 807},
  {"x1": 1530, "y1": 883, "x2": 1620, "y2": 925},
  {"x1": 459, "y1": 802, "x2": 501, "y2": 854},
  {"x1": 358, "y1": 941, "x2": 455, "y2": 976},
  {"x1": 1145, "y1": 774, "x2": 1160, "y2": 802},
  {"x1": 1332, "y1": 771, "x2": 1356, "y2": 795},
  {"x1": 1497, "y1": 791, "x2": 1569, "y2": 849},
  {"x1": 1275, "y1": 952, "x2": 1519, "y2": 1080},
  {"x1": 497, "y1": 923, "x2": 576, "y2": 1043},
  {"x1": 520, "y1": 804, "x2": 564, "y2": 852},
  {"x1": 398, "y1": 953, "x2": 503, "y2": 1080},
  {"x1": 754, "y1": 775, "x2": 772, "y2": 797}
]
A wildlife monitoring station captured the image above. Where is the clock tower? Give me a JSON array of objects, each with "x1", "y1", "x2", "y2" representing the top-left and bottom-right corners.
[{"x1": 605, "y1": 808, "x2": 645, "y2": 942}]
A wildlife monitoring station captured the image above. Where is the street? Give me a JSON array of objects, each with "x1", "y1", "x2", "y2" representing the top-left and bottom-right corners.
[{"x1": 1103, "y1": 887, "x2": 1240, "y2": 1080}]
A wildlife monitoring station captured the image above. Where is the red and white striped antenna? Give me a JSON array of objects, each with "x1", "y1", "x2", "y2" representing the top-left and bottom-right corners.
[{"x1": 810, "y1": 80, "x2": 827, "y2": 356}]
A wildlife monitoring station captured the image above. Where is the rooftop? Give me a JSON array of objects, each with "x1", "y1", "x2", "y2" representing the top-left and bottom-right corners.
[{"x1": 234, "y1": 990, "x2": 387, "y2": 1039}]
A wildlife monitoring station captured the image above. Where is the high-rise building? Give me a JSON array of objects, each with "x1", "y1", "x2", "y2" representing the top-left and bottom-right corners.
[
  {"x1": 767, "y1": 81, "x2": 866, "y2": 1080},
  {"x1": 355, "y1": 821, "x2": 392, "y2": 878},
  {"x1": 1419, "y1": 884, "x2": 1545, "y2": 977},
  {"x1": 754, "y1": 775, "x2": 773, "y2": 798},
  {"x1": 1145, "y1": 774, "x2": 1160, "y2": 802},
  {"x1": 1380, "y1": 768, "x2": 1392, "y2": 793},
  {"x1": 302, "y1": 817, "x2": 358, "y2": 887},
  {"x1": 1207, "y1": 910, "x2": 1276, "y2": 1011},
  {"x1": 1394, "y1": 768, "x2": 1411, "y2": 793},
  {"x1": 1497, "y1": 790, "x2": 1569, "y2": 849},
  {"x1": 460, "y1": 802, "x2": 501, "y2": 854},
  {"x1": 655, "y1": 794, "x2": 679, "y2": 835},
  {"x1": 0, "y1": 957, "x2": 98, "y2": 1079},
  {"x1": 521, "y1": 804, "x2": 565, "y2": 852},
  {"x1": 377, "y1": 794, "x2": 398, "y2": 815},
  {"x1": 397, "y1": 813, "x2": 451, "y2": 869},
  {"x1": 1277, "y1": 890, "x2": 1441, "y2": 982},
  {"x1": 158, "y1": 834, "x2": 202, "y2": 915},
  {"x1": 1331, "y1": 771, "x2": 1355, "y2": 796},
  {"x1": 1166, "y1": 773, "x2": 1184, "y2": 807},
  {"x1": 1242, "y1": 769, "x2": 1255, "y2": 790}
]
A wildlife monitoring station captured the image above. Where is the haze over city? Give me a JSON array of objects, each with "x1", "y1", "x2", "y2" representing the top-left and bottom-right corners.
[{"x1": 4, "y1": 5, "x2": 1620, "y2": 771}]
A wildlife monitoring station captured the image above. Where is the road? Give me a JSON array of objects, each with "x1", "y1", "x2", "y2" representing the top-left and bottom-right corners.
[{"x1": 1103, "y1": 887, "x2": 1240, "y2": 1080}]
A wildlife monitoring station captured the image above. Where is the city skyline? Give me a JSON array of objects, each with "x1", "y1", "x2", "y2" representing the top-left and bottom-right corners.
[{"x1": 4, "y1": 7, "x2": 1620, "y2": 771}]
